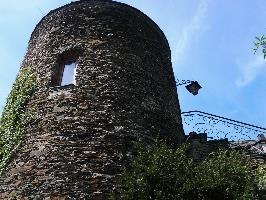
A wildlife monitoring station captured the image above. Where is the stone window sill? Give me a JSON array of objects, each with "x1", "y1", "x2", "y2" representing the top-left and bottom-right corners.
[{"x1": 50, "y1": 84, "x2": 76, "y2": 91}]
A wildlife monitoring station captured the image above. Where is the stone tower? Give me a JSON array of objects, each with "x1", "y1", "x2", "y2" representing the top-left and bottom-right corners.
[{"x1": 0, "y1": 0, "x2": 184, "y2": 199}]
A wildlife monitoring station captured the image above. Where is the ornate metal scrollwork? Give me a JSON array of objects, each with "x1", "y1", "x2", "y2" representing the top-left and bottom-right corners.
[
  {"x1": 175, "y1": 79, "x2": 191, "y2": 86},
  {"x1": 181, "y1": 111, "x2": 266, "y2": 141}
]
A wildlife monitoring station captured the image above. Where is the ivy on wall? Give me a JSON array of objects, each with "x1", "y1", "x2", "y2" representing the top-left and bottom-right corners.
[{"x1": 0, "y1": 67, "x2": 36, "y2": 174}]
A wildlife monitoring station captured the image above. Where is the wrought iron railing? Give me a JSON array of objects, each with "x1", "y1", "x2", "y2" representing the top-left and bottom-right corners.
[{"x1": 181, "y1": 110, "x2": 266, "y2": 141}]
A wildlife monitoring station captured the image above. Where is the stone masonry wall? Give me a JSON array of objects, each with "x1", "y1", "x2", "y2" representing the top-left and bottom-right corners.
[{"x1": 0, "y1": 0, "x2": 184, "y2": 199}]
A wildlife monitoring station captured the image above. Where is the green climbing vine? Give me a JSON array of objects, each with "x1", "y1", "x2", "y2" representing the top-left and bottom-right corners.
[{"x1": 0, "y1": 67, "x2": 36, "y2": 174}]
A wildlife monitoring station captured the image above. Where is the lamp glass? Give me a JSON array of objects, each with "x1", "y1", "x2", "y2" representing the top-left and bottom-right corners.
[{"x1": 185, "y1": 81, "x2": 202, "y2": 95}]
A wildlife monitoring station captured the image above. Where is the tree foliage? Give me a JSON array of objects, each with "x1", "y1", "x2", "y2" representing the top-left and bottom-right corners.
[
  {"x1": 253, "y1": 35, "x2": 266, "y2": 58},
  {"x1": 0, "y1": 67, "x2": 36, "y2": 174},
  {"x1": 112, "y1": 142, "x2": 264, "y2": 200},
  {"x1": 256, "y1": 164, "x2": 266, "y2": 192}
]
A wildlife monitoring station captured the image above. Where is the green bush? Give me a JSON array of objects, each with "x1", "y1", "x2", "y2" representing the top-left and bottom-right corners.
[
  {"x1": 192, "y1": 150, "x2": 257, "y2": 200},
  {"x1": 256, "y1": 164, "x2": 266, "y2": 196},
  {"x1": 0, "y1": 67, "x2": 36, "y2": 174},
  {"x1": 112, "y1": 142, "x2": 263, "y2": 200}
]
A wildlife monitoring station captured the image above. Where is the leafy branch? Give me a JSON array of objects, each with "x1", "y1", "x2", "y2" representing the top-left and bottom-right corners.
[{"x1": 253, "y1": 35, "x2": 266, "y2": 59}]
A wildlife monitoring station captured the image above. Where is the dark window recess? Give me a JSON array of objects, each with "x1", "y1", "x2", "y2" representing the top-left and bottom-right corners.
[{"x1": 52, "y1": 50, "x2": 80, "y2": 86}]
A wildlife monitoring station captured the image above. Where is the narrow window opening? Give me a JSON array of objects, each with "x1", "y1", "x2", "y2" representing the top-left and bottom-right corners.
[
  {"x1": 60, "y1": 60, "x2": 77, "y2": 86},
  {"x1": 52, "y1": 50, "x2": 80, "y2": 87}
]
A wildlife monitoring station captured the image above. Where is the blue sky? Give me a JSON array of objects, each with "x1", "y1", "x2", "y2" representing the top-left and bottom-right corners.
[{"x1": 1, "y1": 0, "x2": 266, "y2": 131}]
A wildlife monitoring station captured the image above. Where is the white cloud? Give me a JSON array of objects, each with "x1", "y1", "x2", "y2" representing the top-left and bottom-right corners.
[
  {"x1": 236, "y1": 55, "x2": 266, "y2": 87},
  {"x1": 172, "y1": 0, "x2": 209, "y2": 64}
]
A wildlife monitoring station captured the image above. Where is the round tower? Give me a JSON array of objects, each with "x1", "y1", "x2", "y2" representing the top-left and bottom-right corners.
[{"x1": 0, "y1": 0, "x2": 184, "y2": 199}]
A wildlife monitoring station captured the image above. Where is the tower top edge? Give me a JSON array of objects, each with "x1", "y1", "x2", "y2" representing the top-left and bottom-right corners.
[{"x1": 28, "y1": 0, "x2": 170, "y2": 53}]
